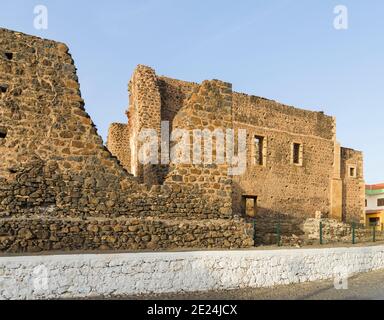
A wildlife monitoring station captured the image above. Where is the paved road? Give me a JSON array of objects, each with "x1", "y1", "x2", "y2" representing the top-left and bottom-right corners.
[{"x1": 125, "y1": 269, "x2": 384, "y2": 300}]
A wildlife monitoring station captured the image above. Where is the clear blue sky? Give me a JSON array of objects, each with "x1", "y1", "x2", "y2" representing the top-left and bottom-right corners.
[{"x1": 1, "y1": 0, "x2": 383, "y2": 183}]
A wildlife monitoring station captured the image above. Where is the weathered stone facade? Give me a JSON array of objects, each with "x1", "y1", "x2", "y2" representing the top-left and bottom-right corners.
[
  {"x1": 0, "y1": 28, "x2": 252, "y2": 253},
  {"x1": 108, "y1": 62, "x2": 365, "y2": 244},
  {"x1": 340, "y1": 147, "x2": 365, "y2": 222},
  {"x1": 0, "y1": 28, "x2": 364, "y2": 253}
]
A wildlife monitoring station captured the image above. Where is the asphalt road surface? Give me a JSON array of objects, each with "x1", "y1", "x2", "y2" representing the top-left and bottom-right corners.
[{"x1": 123, "y1": 268, "x2": 384, "y2": 300}]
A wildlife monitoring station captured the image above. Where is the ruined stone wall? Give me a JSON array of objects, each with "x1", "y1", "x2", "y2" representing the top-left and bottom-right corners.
[
  {"x1": 163, "y1": 80, "x2": 235, "y2": 218},
  {"x1": 109, "y1": 69, "x2": 238, "y2": 219},
  {"x1": 232, "y1": 93, "x2": 336, "y2": 238},
  {"x1": 155, "y1": 76, "x2": 197, "y2": 183},
  {"x1": 0, "y1": 28, "x2": 137, "y2": 219},
  {"x1": 233, "y1": 94, "x2": 335, "y2": 140},
  {"x1": 127, "y1": 65, "x2": 162, "y2": 185},
  {"x1": 341, "y1": 147, "x2": 365, "y2": 223},
  {"x1": 106, "y1": 123, "x2": 130, "y2": 173},
  {"x1": 0, "y1": 28, "x2": 253, "y2": 253},
  {"x1": 0, "y1": 217, "x2": 251, "y2": 252},
  {"x1": 3, "y1": 246, "x2": 384, "y2": 299},
  {"x1": 158, "y1": 76, "x2": 198, "y2": 126},
  {"x1": 0, "y1": 27, "x2": 364, "y2": 253},
  {"x1": 107, "y1": 65, "x2": 365, "y2": 245}
]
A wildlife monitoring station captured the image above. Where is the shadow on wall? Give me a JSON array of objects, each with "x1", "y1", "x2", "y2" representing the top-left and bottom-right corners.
[{"x1": 232, "y1": 181, "x2": 306, "y2": 246}]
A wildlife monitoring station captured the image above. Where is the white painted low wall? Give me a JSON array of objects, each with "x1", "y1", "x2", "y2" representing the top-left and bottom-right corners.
[{"x1": 1, "y1": 245, "x2": 384, "y2": 300}]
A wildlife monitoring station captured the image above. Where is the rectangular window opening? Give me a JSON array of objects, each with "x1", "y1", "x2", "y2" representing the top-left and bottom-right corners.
[
  {"x1": 349, "y1": 167, "x2": 356, "y2": 177},
  {"x1": 377, "y1": 198, "x2": 384, "y2": 207},
  {"x1": 292, "y1": 143, "x2": 303, "y2": 165},
  {"x1": 254, "y1": 135, "x2": 265, "y2": 166}
]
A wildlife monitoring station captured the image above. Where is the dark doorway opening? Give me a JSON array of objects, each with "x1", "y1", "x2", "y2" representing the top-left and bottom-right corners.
[
  {"x1": 242, "y1": 195, "x2": 257, "y2": 217},
  {"x1": 0, "y1": 85, "x2": 8, "y2": 93},
  {"x1": 0, "y1": 128, "x2": 7, "y2": 139}
]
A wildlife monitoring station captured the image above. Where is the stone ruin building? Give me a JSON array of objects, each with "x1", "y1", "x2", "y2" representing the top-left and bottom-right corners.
[{"x1": 0, "y1": 28, "x2": 365, "y2": 253}]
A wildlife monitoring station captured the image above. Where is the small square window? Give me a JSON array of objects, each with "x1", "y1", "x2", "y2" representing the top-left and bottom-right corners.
[
  {"x1": 254, "y1": 135, "x2": 266, "y2": 166},
  {"x1": 378, "y1": 198, "x2": 384, "y2": 207},
  {"x1": 348, "y1": 166, "x2": 357, "y2": 178}
]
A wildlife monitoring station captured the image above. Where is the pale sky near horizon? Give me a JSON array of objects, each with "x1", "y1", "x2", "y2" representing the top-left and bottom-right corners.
[{"x1": 1, "y1": 0, "x2": 383, "y2": 184}]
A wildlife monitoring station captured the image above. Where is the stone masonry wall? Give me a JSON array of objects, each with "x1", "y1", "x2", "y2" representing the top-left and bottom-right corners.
[
  {"x1": 0, "y1": 28, "x2": 253, "y2": 253},
  {"x1": 0, "y1": 27, "x2": 365, "y2": 253},
  {"x1": 341, "y1": 147, "x2": 365, "y2": 223},
  {"x1": 127, "y1": 65, "x2": 162, "y2": 185},
  {"x1": 158, "y1": 76, "x2": 198, "y2": 126},
  {"x1": 303, "y1": 217, "x2": 375, "y2": 244},
  {"x1": 2, "y1": 247, "x2": 384, "y2": 299},
  {"x1": 163, "y1": 79, "x2": 235, "y2": 217},
  {"x1": 231, "y1": 93, "x2": 337, "y2": 242},
  {"x1": 0, "y1": 217, "x2": 251, "y2": 253},
  {"x1": 108, "y1": 66, "x2": 365, "y2": 245},
  {"x1": 106, "y1": 123, "x2": 130, "y2": 173},
  {"x1": 108, "y1": 68, "x2": 238, "y2": 219}
]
